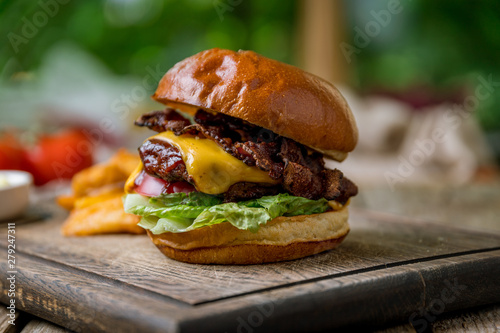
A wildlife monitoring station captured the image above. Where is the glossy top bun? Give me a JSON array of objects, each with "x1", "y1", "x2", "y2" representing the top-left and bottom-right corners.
[{"x1": 153, "y1": 48, "x2": 358, "y2": 161}]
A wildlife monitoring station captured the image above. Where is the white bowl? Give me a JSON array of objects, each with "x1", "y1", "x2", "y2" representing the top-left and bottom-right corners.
[{"x1": 0, "y1": 170, "x2": 33, "y2": 221}]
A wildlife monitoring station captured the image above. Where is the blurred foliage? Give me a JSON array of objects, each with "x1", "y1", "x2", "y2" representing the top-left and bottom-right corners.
[
  {"x1": 1, "y1": 0, "x2": 499, "y2": 134},
  {"x1": 0, "y1": 0, "x2": 296, "y2": 80},
  {"x1": 347, "y1": 0, "x2": 500, "y2": 131}
]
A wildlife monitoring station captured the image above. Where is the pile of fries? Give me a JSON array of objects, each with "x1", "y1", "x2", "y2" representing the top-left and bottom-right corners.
[{"x1": 58, "y1": 149, "x2": 145, "y2": 236}]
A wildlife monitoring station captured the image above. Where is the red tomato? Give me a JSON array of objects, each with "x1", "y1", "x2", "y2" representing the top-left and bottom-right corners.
[
  {"x1": 0, "y1": 133, "x2": 27, "y2": 170},
  {"x1": 25, "y1": 129, "x2": 94, "y2": 186},
  {"x1": 134, "y1": 171, "x2": 195, "y2": 197}
]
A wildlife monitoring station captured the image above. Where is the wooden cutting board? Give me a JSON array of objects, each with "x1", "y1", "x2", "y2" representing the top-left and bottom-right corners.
[{"x1": 1, "y1": 202, "x2": 499, "y2": 332}]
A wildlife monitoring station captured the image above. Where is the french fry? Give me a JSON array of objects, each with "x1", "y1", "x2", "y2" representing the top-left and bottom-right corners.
[
  {"x1": 61, "y1": 194, "x2": 143, "y2": 236},
  {"x1": 111, "y1": 148, "x2": 142, "y2": 177},
  {"x1": 71, "y1": 148, "x2": 139, "y2": 197},
  {"x1": 58, "y1": 149, "x2": 145, "y2": 236},
  {"x1": 57, "y1": 195, "x2": 76, "y2": 210},
  {"x1": 73, "y1": 187, "x2": 125, "y2": 209}
]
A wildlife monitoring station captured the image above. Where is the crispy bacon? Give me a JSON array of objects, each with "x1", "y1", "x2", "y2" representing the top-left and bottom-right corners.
[
  {"x1": 135, "y1": 109, "x2": 191, "y2": 133},
  {"x1": 135, "y1": 108, "x2": 358, "y2": 203}
]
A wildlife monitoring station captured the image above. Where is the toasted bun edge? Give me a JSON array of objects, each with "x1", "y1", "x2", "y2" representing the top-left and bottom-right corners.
[{"x1": 147, "y1": 206, "x2": 350, "y2": 264}]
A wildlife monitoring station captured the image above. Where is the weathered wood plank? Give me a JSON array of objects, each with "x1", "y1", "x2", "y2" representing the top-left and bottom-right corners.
[
  {"x1": 21, "y1": 319, "x2": 69, "y2": 333},
  {"x1": 0, "y1": 306, "x2": 18, "y2": 333},
  {"x1": 172, "y1": 251, "x2": 500, "y2": 332},
  {"x1": 1, "y1": 246, "x2": 499, "y2": 332},
  {"x1": 1, "y1": 205, "x2": 499, "y2": 305},
  {"x1": 10, "y1": 303, "x2": 500, "y2": 333},
  {"x1": 0, "y1": 252, "x2": 188, "y2": 333},
  {"x1": 375, "y1": 324, "x2": 417, "y2": 333},
  {"x1": 177, "y1": 251, "x2": 500, "y2": 333},
  {"x1": 431, "y1": 304, "x2": 500, "y2": 333},
  {"x1": 380, "y1": 304, "x2": 500, "y2": 333}
]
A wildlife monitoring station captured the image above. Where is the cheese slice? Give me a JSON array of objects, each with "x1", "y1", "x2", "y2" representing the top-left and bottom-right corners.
[
  {"x1": 126, "y1": 131, "x2": 278, "y2": 195},
  {"x1": 124, "y1": 162, "x2": 143, "y2": 194}
]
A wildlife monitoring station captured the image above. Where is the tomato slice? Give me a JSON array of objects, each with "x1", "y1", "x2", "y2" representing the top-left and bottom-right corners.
[{"x1": 134, "y1": 171, "x2": 195, "y2": 197}]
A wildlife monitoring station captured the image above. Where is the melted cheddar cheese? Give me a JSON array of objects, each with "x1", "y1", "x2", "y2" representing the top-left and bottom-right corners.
[
  {"x1": 125, "y1": 131, "x2": 278, "y2": 195},
  {"x1": 124, "y1": 162, "x2": 143, "y2": 194}
]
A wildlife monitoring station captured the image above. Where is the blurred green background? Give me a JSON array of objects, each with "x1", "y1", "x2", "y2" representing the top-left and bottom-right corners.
[
  {"x1": 0, "y1": 0, "x2": 499, "y2": 160},
  {"x1": 1, "y1": 0, "x2": 499, "y2": 127},
  {"x1": 0, "y1": 0, "x2": 296, "y2": 78},
  {"x1": 347, "y1": 1, "x2": 500, "y2": 132}
]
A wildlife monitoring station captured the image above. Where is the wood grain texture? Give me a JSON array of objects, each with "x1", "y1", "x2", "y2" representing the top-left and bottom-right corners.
[
  {"x1": 2, "y1": 204, "x2": 499, "y2": 305},
  {"x1": 1, "y1": 202, "x2": 500, "y2": 332},
  {"x1": 375, "y1": 324, "x2": 417, "y2": 333},
  {"x1": 179, "y1": 251, "x2": 500, "y2": 332},
  {"x1": 1, "y1": 248, "x2": 499, "y2": 333},
  {"x1": 431, "y1": 304, "x2": 500, "y2": 333},
  {"x1": 10, "y1": 289, "x2": 500, "y2": 333},
  {"x1": 0, "y1": 306, "x2": 17, "y2": 333},
  {"x1": 21, "y1": 319, "x2": 69, "y2": 333},
  {"x1": 0, "y1": 252, "x2": 187, "y2": 333}
]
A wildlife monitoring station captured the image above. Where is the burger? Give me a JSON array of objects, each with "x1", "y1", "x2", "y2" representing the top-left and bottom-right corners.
[{"x1": 123, "y1": 48, "x2": 358, "y2": 264}]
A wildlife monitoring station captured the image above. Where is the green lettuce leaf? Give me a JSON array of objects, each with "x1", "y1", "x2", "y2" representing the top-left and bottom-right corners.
[
  {"x1": 241, "y1": 194, "x2": 329, "y2": 218},
  {"x1": 149, "y1": 192, "x2": 222, "y2": 207},
  {"x1": 191, "y1": 203, "x2": 272, "y2": 232},
  {"x1": 123, "y1": 192, "x2": 330, "y2": 234}
]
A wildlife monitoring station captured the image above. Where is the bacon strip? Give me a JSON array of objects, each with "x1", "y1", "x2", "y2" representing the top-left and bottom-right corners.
[{"x1": 135, "y1": 108, "x2": 358, "y2": 203}]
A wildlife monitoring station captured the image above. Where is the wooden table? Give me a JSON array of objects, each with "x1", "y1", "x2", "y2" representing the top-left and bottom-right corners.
[{"x1": 1, "y1": 183, "x2": 499, "y2": 332}]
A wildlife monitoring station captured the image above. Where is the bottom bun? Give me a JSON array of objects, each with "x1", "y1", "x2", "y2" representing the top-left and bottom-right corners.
[{"x1": 147, "y1": 206, "x2": 350, "y2": 264}]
